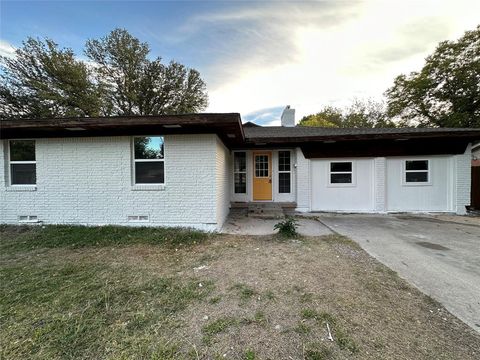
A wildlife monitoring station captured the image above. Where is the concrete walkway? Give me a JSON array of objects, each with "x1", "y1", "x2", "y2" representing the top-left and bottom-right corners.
[
  {"x1": 318, "y1": 213, "x2": 480, "y2": 333},
  {"x1": 221, "y1": 210, "x2": 331, "y2": 236}
]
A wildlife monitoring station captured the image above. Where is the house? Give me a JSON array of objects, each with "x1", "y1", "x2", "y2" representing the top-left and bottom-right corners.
[
  {"x1": 473, "y1": 142, "x2": 480, "y2": 167},
  {"x1": 471, "y1": 142, "x2": 480, "y2": 209},
  {"x1": 1, "y1": 108, "x2": 479, "y2": 230}
]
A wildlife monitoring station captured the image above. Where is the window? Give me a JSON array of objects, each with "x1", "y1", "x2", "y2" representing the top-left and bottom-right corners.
[
  {"x1": 133, "y1": 137, "x2": 164, "y2": 184},
  {"x1": 234, "y1": 152, "x2": 247, "y2": 193},
  {"x1": 9, "y1": 140, "x2": 36, "y2": 185},
  {"x1": 329, "y1": 161, "x2": 353, "y2": 185},
  {"x1": 404, "y1": 160, "x2": 429, "y2": 184},
  {"x1": 255, "y1": 155, "x2": 269, "y2": 177},
  {"x1": 278, "y1": 151, "x2": 291, "y2": 193}
]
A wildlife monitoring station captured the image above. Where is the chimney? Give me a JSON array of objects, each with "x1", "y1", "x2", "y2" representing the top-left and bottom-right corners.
[{"x1": 281, "y1": 105, "x2": 295, "y2": 127}]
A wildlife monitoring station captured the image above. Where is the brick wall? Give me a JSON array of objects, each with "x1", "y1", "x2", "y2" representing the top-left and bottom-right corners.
[
  {"x1": 0, "y1": 135, "x2": 225, "y2": 230},
  {"x1": 295, "y1": 147, "x2": 311, "y2": 212},
  {"x1": 374, "y1": 157, "x2": 386, "y2": 212},
  {"x1": 455, "y1": 144, "x2": 472, "y2": 215},
  {"x1": 215, "y1": 137, "x2": 231, "y2": 228}
]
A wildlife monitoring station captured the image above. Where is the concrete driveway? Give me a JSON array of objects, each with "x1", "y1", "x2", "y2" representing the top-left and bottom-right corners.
[{"x1": 318, "y1": 213, "x2": 480, "y2": 333}]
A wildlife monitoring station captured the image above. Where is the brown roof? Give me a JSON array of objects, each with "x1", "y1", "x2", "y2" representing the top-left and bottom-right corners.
[
  {"x1": 244, "y1": 125, "x2": 480, "y2": 142},
  {"x1": 0, "y1": 113, "x2": 244, "y2": 147}
]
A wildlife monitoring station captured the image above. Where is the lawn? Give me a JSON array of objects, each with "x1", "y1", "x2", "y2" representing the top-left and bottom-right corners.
[{"x1": 1, "y1": 225, "x2": 479, "y2": 359}]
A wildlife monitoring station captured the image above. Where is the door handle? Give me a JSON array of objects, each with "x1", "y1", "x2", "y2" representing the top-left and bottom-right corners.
[{"x1": 268, "y1": 177, "x2": 272, "y2": 183}]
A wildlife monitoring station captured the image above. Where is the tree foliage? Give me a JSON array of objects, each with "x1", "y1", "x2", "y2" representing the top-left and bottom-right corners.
[
  {"x1": 298, "y1": 99, "x2": 396, "y2": 128},
  {"x1": 0, "y1": 38, "x2": 104, "y2": 119},
  {"x1": 0, "y1": 28, "x2": 208, "y2": 119},
  {"x1": 385, "y1": 25, "x2": 480, "y2": 128}
]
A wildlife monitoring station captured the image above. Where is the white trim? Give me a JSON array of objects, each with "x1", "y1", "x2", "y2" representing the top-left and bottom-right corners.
[
  {"x1": 132, "y1": 136, "x2": 165, "y2": 186},
  {"x1": 278, "y1": 150, "x2": 292, "y2": 194},
  {"x1": 8, "y1": 139, "x2": 36, "y2": 186},
  {"x1": 327, "y1": 160, "x2": 356, "y2": 187},
  {"x1": 402, "y1": 159, "x2": 431, "y2": 186}
]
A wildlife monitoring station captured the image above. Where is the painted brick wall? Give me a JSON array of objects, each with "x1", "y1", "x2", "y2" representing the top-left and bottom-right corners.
[
  {"x1": 295, "y1": 147, "x2": 311, "y2": 212},
  {"x1": 374, "y1": 157, "x2": 386, "y2": 212},
  {"x1": 0, "y1": 135, "x2": 224, "y2": 230},
  {"x1": 455, "y1": 144, "x2": 472, "y2": 215},
  {"x1": 215, "y1": 137, "x2": 231, "y2": 228}
]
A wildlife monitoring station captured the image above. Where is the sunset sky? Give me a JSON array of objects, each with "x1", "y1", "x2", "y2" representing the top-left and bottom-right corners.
[{"x1": 1, "y1": 0, "x2": 479, "y2": 124}]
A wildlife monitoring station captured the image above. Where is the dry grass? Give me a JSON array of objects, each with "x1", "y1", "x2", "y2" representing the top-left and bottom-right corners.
[{"x1": 1, "y1": 226, "x2": 479, "y2": 359}]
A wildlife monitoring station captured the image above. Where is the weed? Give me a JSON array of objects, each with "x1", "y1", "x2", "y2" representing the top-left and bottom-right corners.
[
  {"x1": 294, "y1": 322, "x2": 311, "y2": 335},
  {"x1": 230, "y1": 283, "x2": 257, "y2": 301},
  {"x1": 244, "y1": 349, "x2": 256, "y2": 360},
  {"x1": 209, "y1": 295, "x2": 222, "y2": 304},
  {"x1": 335, "y1": 328, "x2": 359, "y2": 354},
  {"x1": 304, "y1": 343, "x2": 333, "y2": 360},
  {"x1": 301, "y1": 309, "x2": 336, "y2": 325},
  {"x1": 202, "y1": 317, "x2": 237, "y2": 345},
  {"x1": 274, "y1": 217, "x2": 299, "y2": 237}
]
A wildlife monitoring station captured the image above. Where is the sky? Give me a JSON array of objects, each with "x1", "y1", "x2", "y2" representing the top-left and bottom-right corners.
[{"x1": 1, "y1": 0, "x2": 479, "y2": 125}]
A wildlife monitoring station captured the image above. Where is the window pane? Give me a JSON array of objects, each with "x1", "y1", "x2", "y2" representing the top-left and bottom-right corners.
[
  {"x1": 10, "y1": 140, "x2": 35, "y2": 161},
  {"x1": 134, "y1": 137, "x2": 164, "y2": 159},
  {"x1": 279, "y1": 172, "x2": 291, "y2": 193},
  {"x1": 11, "y1": 164, "x2": 36, "y2": 185},
  {"x1": 331, "y1": 173, "x2": 352, "y2": 184},
  {"x1": 279, "y1": 151, "x2": 291, "y2": 172},
  {"x1": 406, "y1": 160, "x2": 428, "y2": 171},
  {"x1": 406, "y1": 171, "x2": 428, "y2": 183},
  {"x1": 234, "y1": 173, "x2": 246, "y2": 193},
  {"x1": 330, "y1": 162, "x2": 352, "y2": 172},
  {"x1": 255, "y1": 155, "x2": 269, "y2": 177},
  {"x1": 234, "y1": 152, "x2": 246, "y2": 172},
  {"x1": 135, "y1": 162, "x2": 164, "y2": 184}
]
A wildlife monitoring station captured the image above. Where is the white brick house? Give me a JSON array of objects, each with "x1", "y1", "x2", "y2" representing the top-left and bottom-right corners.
[{"x1": 1, "y1": 111, "x2": 478, "y2": 230}]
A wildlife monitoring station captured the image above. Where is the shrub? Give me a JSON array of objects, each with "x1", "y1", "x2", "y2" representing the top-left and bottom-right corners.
[{"x1": 274, "y1": 217, "x2": 299, "y2": 237}]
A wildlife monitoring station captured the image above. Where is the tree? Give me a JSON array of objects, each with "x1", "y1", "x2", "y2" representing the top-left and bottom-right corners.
[
  {"x1": 0, "y1": 38, "x2": 104, "y2": 119},
  {"x1": 385, "y1": 25, "x2": 480, "y2": 128},
  {"x1": 298, "y1": 99, "x2": 396, "y2": 128},
  {"x1": 298, "y1": 106, "x2": 343, "y2": 127},
  {"x1": 85, "y1": 28, "x2": 208, "y2": 116},
  {"x1": 0, "y1": 28, "x2": 209, "y2": 119}
]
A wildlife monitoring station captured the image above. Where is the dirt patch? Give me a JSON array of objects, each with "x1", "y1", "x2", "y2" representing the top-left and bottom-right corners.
[{"x1": 1, "y1": 230, "x2": 479, "y2": 359}]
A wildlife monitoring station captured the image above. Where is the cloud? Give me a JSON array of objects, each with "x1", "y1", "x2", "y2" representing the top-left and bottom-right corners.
[
  {"x1": 243, "y1": 106, "x2": 284, "y2": 126},
  {"x1": 185, "y1": 0, "x2": 480, "y2": 122},
  {"x1": 0, "y1": 40, "x2": 16, "y2": 58}
]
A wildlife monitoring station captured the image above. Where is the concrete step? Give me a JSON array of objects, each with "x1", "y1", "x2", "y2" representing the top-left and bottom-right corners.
[{"x1": 247, "y1": 203, "x2": 285, "y2": 219}]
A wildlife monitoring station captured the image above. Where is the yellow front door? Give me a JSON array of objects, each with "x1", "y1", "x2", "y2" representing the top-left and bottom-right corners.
[{"x1": 253, "y1": 152, "x2": 272, "y2": 200}]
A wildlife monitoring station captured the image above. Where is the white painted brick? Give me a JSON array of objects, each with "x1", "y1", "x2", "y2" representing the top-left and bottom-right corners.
[
  {"x1": 374, "y1": 157, "x2": 386, "y2": 212},
  {"x1": 455, "y1": 144, "x2": 472, "y2": 215},
  {"x1": 295, "y1": 147, "x2": 311, "y2": 212},
  {"x1": 0, "y1": 135, "x2": 226, "y2": 230}
]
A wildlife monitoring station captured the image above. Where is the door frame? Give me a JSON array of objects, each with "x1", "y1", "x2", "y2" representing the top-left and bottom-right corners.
[{"x1": 252, "y1": 151, "x2": 273, "y2": 201}]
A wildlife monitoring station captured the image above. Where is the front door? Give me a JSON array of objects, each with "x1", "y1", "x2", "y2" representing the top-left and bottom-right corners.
[{"x1": 253, "y1": 152, "x2": 272, "y2": 200}]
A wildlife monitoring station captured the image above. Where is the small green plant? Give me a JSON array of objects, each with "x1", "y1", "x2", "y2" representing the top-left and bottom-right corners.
[
  {"x1": 230, "y1": 283, "x2": 257, "y2": 301},
  {"x1": 244, "y1": 349, "x2": 256, "y2": 360},
  {"x1": 274, "y1": 216, "x2": 299, "y2": 237},
  {"x1": 202, "y1": 317, "x2": 237, "y2": 345}
]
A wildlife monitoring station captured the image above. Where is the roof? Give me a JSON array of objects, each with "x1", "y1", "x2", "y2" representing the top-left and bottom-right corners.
[
  {"x1": 0, "y1": 113, "x2": 244, "y2": 147},
  {"x1": 1, "y1": 114, "x2": 479, "y2": 153},
  {"x1": 244, "y1": 126, "x2": 480, "y2": 143}
]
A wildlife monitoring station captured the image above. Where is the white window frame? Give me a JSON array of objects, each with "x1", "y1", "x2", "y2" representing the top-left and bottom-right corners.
[
  {"x1": 233, "y1": 151, "x2": 247, "y2": 194},
  {"x1": 327, "y1": 160, "x2": 356, "y2": 187},
  {"x1": 278, "y1": 150, "x2": 292, "y2": 194},
  {"x1": 402, "y1": 159, "x2": 431, "y2": 186},
  {"x1": 132, "y1": 136, "x2": 165, "y2": 185},
  {"x1": 8, "y1": 139, "x2": 36, "y2": 186}
]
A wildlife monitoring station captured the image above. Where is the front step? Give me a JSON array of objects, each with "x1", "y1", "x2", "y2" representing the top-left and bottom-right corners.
[{"x1": 248, "y1": 203, "x2": 285, "y2": 219}]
